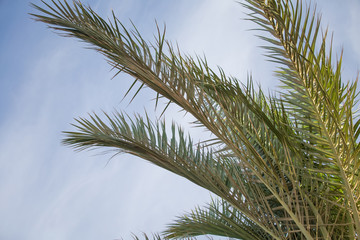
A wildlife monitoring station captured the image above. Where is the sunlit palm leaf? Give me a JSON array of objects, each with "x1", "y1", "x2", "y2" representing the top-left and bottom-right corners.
[
  {"x1": 165, "y1": 198, "x2": 273, "y2": 240},
  {"x1": 64, "y1": 111, "x2": 289, "y2": 239},
  {"x1": 243, "y1": 0, "x2": 360, "y2": 237},
  {"x1": 31, "y1": 0, "x2": 360, "y2": 239}
]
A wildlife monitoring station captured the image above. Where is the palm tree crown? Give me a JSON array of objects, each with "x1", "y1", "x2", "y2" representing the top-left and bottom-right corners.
[{"x1": 31, "y1": 0, "x2": 360, "y2": 239}]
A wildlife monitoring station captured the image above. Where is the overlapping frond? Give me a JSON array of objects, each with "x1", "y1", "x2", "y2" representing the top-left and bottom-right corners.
[
  {"x1": 164, "y1": 198, "x2": 273, "y2": 240},
  {"x1": 31, "y1": 3, "x2": 315, "y2": 238},
  {"x1": 31, "y1": 0, "x2": 360, "y2": 239},
  {"x1": 63, "y1": 111, "x2": 293, "y2": 239},
  {"x1": 243, "y1": 0, "x2": 360, "y2": 238}
]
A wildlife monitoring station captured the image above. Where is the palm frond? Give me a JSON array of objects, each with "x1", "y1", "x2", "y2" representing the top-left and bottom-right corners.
[
  {"x1": 130, "y1": 233, "x2": 163, "y2": 240},
  {"x1": 242, "y1": 0, "x2": 360, "y2": 237},
  {"x1": 31, "y1": 0, "x2": 360, "y2": 239},
  {"x1": 64, "y1": 112, "x2": 223, "y2": 193},
  {"x1": 63, "y1": 111, "x2": 291, "y2": 239},
  {"x1": 31, "y1": 3, "x2": 313, "y2": 238},
  {"x1": 126, "y1": 232, "x2": 196, "y2": 240},
  {"x1": 164, "y1": 198, "x2": 273, "y2": 240}
]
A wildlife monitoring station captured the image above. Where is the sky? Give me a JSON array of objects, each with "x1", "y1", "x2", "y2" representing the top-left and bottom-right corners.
[{"x1": 0, "y1": 1, "x2": 359, "y2": 239}]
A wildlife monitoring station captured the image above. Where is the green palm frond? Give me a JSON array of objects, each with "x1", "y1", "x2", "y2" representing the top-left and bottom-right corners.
[
  {"x1": 31, "y1": 0, "x2": 360, "y2": 239},
  {"x1": 164, "y1": 198, "x2": 273, "y2": 240},
  {"x1": 127, "y1": 233, "x2": 198, "y2": 240},
  {"x1": 31, "y1": 5, "x2": 308, "y2": 237},
  {"x1": 64, "y1": 111, "x2": 287, "y2": 239},
  {"x1": 64, "y1": 112, "x2": 230, "y2": 196},
  {"x1": 242, "y1": 0, "x2": 360, "y2": 237},
  {"x1": 129, "y1": 233, "x2": 163, "y2": 240}
]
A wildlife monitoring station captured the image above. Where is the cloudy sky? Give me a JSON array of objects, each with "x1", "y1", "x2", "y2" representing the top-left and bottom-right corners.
[{"x1": 0, "y1": 1, "x2": 359, "y2": 239}]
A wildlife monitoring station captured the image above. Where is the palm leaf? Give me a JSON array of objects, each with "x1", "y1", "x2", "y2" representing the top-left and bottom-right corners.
[
  {"x1": 64, "y1": 111, "x2": 289, "y2": 239},
  {"x1": 164, "y1": 198, "x2": 274, "y2": 240},
  {"x1": 31, "y1": 0, "x2": 360, "y2": 239},
  {"x1": 242, "y1": 0, "x2": 360, "y2": 237}
]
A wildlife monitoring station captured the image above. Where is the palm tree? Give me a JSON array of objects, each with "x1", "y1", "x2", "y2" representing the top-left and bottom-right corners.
[{"x1": 31, "y1": 0, "x2": 360, "y2": 239}]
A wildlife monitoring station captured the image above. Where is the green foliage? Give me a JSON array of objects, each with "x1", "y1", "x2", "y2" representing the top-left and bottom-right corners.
[{"x1": 31, "y1": 0, "x2": 360, "y2": 239}]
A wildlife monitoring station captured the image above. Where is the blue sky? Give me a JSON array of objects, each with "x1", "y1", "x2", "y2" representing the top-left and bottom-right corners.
[{"x1": 0, "y1": 1, "x2": 359, "y2": 239}]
